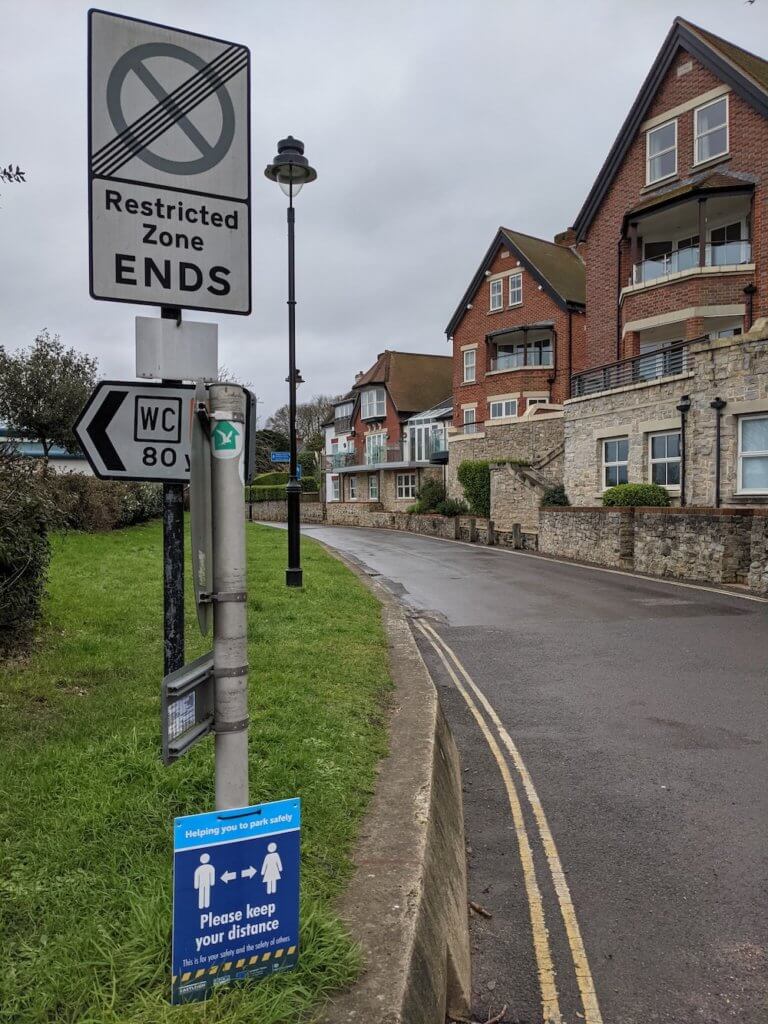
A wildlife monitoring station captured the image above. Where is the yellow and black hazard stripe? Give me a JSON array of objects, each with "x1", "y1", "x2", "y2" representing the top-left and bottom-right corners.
[{"x1": 174, "y1": 945, "x2": 298, "y2": 984}]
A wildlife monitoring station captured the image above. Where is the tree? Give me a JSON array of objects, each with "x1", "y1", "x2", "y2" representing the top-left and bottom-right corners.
[
  {"x1": 267, "y1": 393, "x2": 339, "y2": 452},
  {"x1": 250, "y1": 428, "x2": 291, "y2": 476},
  {"x1": 0, "y1": 331, "x2": 98, "y2": 470},
  {"x1": 1, "y1": 163, "x2": 26, "y2": 207}
]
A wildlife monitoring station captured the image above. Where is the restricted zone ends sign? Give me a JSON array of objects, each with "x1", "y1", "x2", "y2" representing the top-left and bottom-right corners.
[{"x1": 88, "y1": 9, "x2": 251, "y2": 314}]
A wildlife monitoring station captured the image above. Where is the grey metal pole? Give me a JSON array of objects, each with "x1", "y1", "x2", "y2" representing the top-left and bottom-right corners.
[
  {"x1": 209, "y1": 383, "x2": 250, "y2": 810},
  {"x1": 285, "y1": 183, "x2": 303, "y2": 587}
]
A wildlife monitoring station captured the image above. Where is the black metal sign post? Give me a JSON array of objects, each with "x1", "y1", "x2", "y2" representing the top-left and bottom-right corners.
[{"x1": 161, "y1": 306, "x2": 185, "y2": 675}]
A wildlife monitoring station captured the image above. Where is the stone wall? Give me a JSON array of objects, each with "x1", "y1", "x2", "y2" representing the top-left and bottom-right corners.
[
  {"x1": 490, "y1": 448, "x2": 564, "y2": 533},
  {"x1": 539, "y1": 506, "x2": 768, "y2": 593},
  {"x1": 246, "y1": 496, "x2": 325, "y2": 523},
  {"x1": 564, "y1": 329, "x2": 768, "y2": 508},
  {"x1": 447, "y1": 414, "x2": 564, "y2": 499},
  {"x1": 539, "y1": 507, "x2": 634, "y2": 569}
]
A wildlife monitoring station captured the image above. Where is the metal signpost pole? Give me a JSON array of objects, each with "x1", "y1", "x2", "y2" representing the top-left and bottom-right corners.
[
  {"x1": 209, "y1": 384, "x2": 249, "y2": 810},
  {"x1": 285, "y1": 186, "x2": 303, "y2": 587},
  {"x1": 161, "y1": 307, "x2": 185, "y2": 676}
]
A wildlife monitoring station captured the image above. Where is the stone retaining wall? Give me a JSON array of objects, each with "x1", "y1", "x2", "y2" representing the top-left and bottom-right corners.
[
  {"x1": 246, "y1": 497, "x2": 325, "y2": 523},
  {"x1": 539, "y1": 506, "x2": 768, "y2": 593}
]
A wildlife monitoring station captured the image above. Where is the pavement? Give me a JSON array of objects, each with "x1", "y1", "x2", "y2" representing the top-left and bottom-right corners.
[{"x1": 294, "y1": 525, "x2": 768, "y2": 1024}]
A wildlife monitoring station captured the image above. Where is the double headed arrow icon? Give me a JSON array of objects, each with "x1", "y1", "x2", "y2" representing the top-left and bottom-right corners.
[{"x1": 221, "y1": 866, "x2": 256, "y2": 883}]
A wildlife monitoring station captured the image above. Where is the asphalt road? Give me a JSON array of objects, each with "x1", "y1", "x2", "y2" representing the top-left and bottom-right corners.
[{"x1": 298, "y1": 525, "x2": 768, "y2": 1024}]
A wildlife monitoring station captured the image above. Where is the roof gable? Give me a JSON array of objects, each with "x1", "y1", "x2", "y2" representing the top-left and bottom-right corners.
[
  {"x1": 573, "y1": 18, "x2": 768, "y2": 240},
  {"x1": 353, "y1": 350, "x2": 453, "y2": 416},
  {"x1": 445, "y1": 227, "x2": 585, "y2": 338}
]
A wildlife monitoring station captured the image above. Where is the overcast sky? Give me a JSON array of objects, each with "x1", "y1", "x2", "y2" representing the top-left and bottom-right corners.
[{"x1": 2, "y1": 0, "x2": 766, "y2": 421}]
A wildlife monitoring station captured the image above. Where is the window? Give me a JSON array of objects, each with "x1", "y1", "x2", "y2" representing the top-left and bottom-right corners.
[
  {"x1": 649, "y1": 431, "x2": 681, "y2": 487},
  {"x1": 331, "y1": 476, "x2": 340, "y2": 501},
  {"x1": 348, "y1": 476, "x2": 357, "y2": 500},
  {"x1": 410, "y1": 422, "x2": 444, "y2": 461},
  {"x1": 509, "y1": 272, "x2": 522, "y2": 306},
  {"x1": 462, "y1": 408, "x2": 477, "y2": 434},
  {"x1": 489, "y1": 278, "x2": 503, "y2": 310},
  {"x1": 361, "y1": 388, "x2": 386, "y2": 419},
  {"x1": 527, "y1": 397, "x2": 549, "y2": 408},
  {"x1": 396, "y1": 473, "x2": 417, "y2": 499},
  {"x1": 463, "y1": 348, "x2": 476, "y2": 383},
  {"x1": 335, "y1": 402, "x2": 353, "y2": 419},
  {"x1": 709, "y1": 221, "x2": 747, "y2": 266},
  {"x1": 492, "y1": 335, "x2": 553, "y2": 371},
  {"x1": 603, "y1": 437, "x2": 629, "y2": 488},
  {"x1": 738, "y1": 415, "x2": 768, "y2": 493},
  {"x1": 646, "y1": 120, "x2": 677, "y2": 184},
  {"x1": 368, "y1": 474, "x2": 379, "y2": 500},
  {"x1": 365, "y1": 432, "x2": 385, "y2": 464},
  {"x1": 489, "y1": 398, "x2": 517, "y2": 420},
  {"x1": 695, "y1": 96, "x2": 728, "y2": 165}
]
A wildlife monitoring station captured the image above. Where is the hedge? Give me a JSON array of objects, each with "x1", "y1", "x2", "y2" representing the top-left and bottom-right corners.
[
  {"x1": 0, "y1": 450, "x2": 55, "y2": 656},
  {"x1": 252, "y1": 471, "x2": 288, "y2": 486},
  {"x1": 457, "y1": 460, "x2": 490, "y2": 518},
  {"x1": 602, "y1": 483, "x2": 670, "y2": 507},
  {"x1": 246, "y1": 484, "x2": 321, "y2": 503},
  {"x1": 46, "y1": 474, "x2": 164, "y2": 531}
]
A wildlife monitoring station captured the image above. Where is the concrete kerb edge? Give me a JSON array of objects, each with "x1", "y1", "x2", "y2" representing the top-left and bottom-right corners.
[{"x1": 312, "y1": 540, "x2": 471, "y2": 1024}]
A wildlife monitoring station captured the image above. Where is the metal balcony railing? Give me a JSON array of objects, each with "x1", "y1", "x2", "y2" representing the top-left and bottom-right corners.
[
  {"x1": 631, "y1": 240, "x2": 752, "y2": 284},
  {"x1": 571, "y1": 340, "x2": 697, "y2": 398},
  {"x1": 453, "y1": 420, "x2": 484, "y2": 436},
  {"x1": 333, "y1": 415, "x2": 352, "y2": 433},
  {"x1": 325, "y1": 444, "x2": 406, "y2": 470}
]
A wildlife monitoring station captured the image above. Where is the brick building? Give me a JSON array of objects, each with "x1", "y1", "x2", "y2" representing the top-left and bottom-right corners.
[
  {"x1": 563, "y1": 18, "x2": 768, "y2": 507},
  {"x1": 324, "y1": 350, "x2": 452, "y2": 509}
]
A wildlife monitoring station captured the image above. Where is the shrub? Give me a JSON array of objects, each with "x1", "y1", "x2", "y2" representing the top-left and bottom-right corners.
[
  {"x1": 252, "y1": 471, "x2": 288, "y2": 486},
  {"x1": 0, "y1": 448, "x2": 56, "y2": 655},
  {"x1": 247, "y1": 484, "x2": 287, "y2": 502},
  {"x1": 46, "y1": 474, "x2": 164, "y2": 531},
  {"x1": 541, "y1": 484, "x2": 570, "y2": 507},
  {"x1": 410, "y1": 478, "x2": 447, "y2": 514},
  {"x1": 602, "y1": 483, "x2": 670, "y2": 507},
  {"x1": 435, "y1": 497, "x2": 467, "y2": 517},
  {"x1": 457, "y1": 460, "x2": 490, "y2": 518}
]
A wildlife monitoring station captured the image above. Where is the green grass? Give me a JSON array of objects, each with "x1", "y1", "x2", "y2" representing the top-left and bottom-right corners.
[{"x1": 0, "y1": 522, "x2": 391, "y2": 1024}]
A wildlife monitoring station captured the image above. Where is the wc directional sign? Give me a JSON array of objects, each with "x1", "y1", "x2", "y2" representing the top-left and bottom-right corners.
[
  {"x1": 88, "y1": 10, "x2": 251, "y2": 314},
  {"x1": 74, "y1": 380, "x2": 196, "y2": 482},
  {"x1": 172, "y1": 799, "x2": 301, "y2": 1004}
]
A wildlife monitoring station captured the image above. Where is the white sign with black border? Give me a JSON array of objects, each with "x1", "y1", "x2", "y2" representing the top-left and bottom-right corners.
[{"x1": 88, "y1": 9, "x2": 251, "y2": 314}]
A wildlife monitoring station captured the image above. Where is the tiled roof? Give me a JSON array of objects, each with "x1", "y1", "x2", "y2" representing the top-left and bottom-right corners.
[
  {"x1": 683, "y1": 20, "x2": 768, "y2": 94},
  {"x1": 353, "y1": 351, "x2": 453, "y2": 416},
  {"x1": 625, "y1": 170, "x2": 754, "y2": 218},
  {"x1": 501, "y1": 229, "x2": 586, "y2": 306}
]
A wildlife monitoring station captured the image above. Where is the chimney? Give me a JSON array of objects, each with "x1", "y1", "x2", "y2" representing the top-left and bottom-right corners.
[
  {"x1": 355, "y1": 371, "x2": 364, "y2": 382},
  {"x1": 554, "y1": 227, "x2": 577, "y2": 247}
]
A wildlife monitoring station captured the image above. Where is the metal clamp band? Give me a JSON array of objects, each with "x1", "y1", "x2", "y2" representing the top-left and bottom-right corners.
[
  {"x1": 213, "y1": 665, "x2": 249, "y2": 679},
  {"x1": 215, "y1": 717, "x2": 249, "y2": 733},
  {"x1": 199, "y1": 591, "x2": 247, "y2": 604}
]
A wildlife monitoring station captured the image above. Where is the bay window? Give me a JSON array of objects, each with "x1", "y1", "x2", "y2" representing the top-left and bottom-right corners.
[{"x1": 361, "y1": 388, "x2": 386, "y2": 419}]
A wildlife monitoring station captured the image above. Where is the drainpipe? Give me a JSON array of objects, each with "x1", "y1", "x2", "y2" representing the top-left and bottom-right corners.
[
  {"x1": 567, "y1": 309, "x2": 573, "y2": 399},
  {"x1": 743, "y1": 283, "x2": 756, "y2": 332},
  {"x1": 675, "y1": 394, "x2": 691, "y2": 507},
  {"x1": 616, "y1": 237, "x2": 623, "y2": 360},
  {"x1": 710, "y1": 396, "x2": 727, "y2": 508}
]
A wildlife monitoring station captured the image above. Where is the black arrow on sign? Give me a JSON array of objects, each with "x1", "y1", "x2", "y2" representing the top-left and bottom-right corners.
[{"x1": 88, "y1": 389, "x2": 127, "y2": 471}]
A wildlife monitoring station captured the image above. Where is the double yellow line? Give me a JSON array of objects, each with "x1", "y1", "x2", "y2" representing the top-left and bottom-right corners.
[{"x1": 414, "y1": 619, "x2": 603, "y2": 1024}]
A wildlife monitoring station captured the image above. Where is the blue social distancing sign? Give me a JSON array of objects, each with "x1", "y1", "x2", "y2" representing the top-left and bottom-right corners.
[{"x1": 172, "y1": 798, "x2": 300, "y2": 1004}]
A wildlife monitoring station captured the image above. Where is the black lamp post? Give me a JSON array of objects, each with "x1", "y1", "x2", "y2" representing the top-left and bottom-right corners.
[{"x1": 265, "y1": 136, "x2": 317, "y2": 587}]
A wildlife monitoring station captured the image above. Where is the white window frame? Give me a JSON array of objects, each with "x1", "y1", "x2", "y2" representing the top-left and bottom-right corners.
[
  {"x1": 331, "y1": 476, "x2": 340, "y2": 501},
  {"x1": 646, "y1": 119, "x2": 677, "y2": 185},
  {"x1": 462, "y1": 348, "x2": 476, "y2": 383},
  {"x1": 508, "y1": 272, "x2": 523, "y2": 307},
  {"x1": 396, "y1": 472, "x2": 417, "y2": 500},
  {"x1": 361, "y1": 388, "x2": 386, "y2": 419},
  {"x1": 489, "y1": 398, "x2": 517, "y2": 420},
  {"x1": 694, "y1": 95, "x2": 728, "y2": 166},
  {"x1": 368, "y1": 473, "x2": 379, "y2": 501},
  {"x1": 737, "y1": 414, "x2": 768, "y2": 495},
  {"x1": 365, "y1": 431, "x2": 386, "y2": 465},
  {"x1": 489, "y1": 278, "x2": 503, "y2": 311},
  {"x1": 462, "y1": 407, "x2": 477, "y2": 434},
  {"x1": 602, "y1": 437, "x2": 629, "y2": 490},
  {"x1": 526, "y1": 397, "x2": 549, "y2": 408},
  {"x1": 648, "y1": 430, "x2": 681, "y2": 488},
  {"x1": 348, "y1": 476, "x2": 357, "y2": 500}
]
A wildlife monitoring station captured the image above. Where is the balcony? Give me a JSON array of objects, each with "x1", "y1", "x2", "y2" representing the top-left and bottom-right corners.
[
  {"x1": 571, "y1": 340, "x2": 698, "y2": 398},
  {"x1": 452, "y1": 420, "x2": 484, "y2": 437},
  {"x1": 631, "y1": 240, "x2": 752, "y2": 285},
  {"x1": 326, "y1": 444, "x2": 408, "y2": 471}
]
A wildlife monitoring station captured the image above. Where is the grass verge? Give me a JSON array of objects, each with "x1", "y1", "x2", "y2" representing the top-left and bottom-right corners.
[{"x1": 0, "y1": 522, "x2": 391, "y2": 1024}]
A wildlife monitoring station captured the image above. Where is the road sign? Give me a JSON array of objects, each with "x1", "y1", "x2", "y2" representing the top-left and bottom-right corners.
[
  {"x1": 74, "y1": 380, "x2": 195, "y2": 482},
  {"x1": 161, "y1": 650, "x2": 214, "y2": 764},
  {"x1": 190, "y1": 384, "x2": 213, "y2": 636},
  {"x1": 270, "y1": 451, "x2": 290, "y2": 464},
  {"x1": 172, "y1": 799, "x2": 301, "y2": 1004},
  {"x1": 88, "y1": 10, "x2": 251, "y2": 314},
  {"x1": 135, "y1": 317, "x2": 218, "y2": 381}
]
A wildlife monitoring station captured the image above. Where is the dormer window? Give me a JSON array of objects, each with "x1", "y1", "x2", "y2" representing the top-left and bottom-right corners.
[
  {"x1": 361, "y1": 388, "x2": 386, "y2": 419},
  {"x1": 694, "y1": 96, "x2": 728, "y2": 164},
  {"x1": 646, "y1": 119, "x2": 677, "y2": 184}
]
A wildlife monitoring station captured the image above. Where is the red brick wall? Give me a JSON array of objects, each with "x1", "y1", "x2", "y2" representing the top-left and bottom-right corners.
[
  {"x1": 350, "y1": 388, "x2": 404, "y2": 454},
  {"x1": 582, "y1": 46, "x2": 768, "y2": 368},
  {"x1": 450, "y1": 244, "x2": 584, "y2": 425}
]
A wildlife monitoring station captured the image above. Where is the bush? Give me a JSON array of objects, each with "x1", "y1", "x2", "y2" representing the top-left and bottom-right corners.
[
  {"x1": 46, "y1": 473, "x2": 164, "y2": 531},
  {"x1": 410, "y1": 478, "x2": 447, "y2": 514},
  {"x1": 541, "y1": 484, "x2": 570, "y2": 507},
  {"x1": 602, "y1": 483, "x2": 670, "y2": 507},
  {"x1": 435, "y1": 497, "x2": 468, "y2": 517},
  {"x1": 0, "y1": 448, "x2": 56, "y2": 655},
  {"x1": 252, "y1": 471, "x2": 288, "y2": 486},
  {"x1": 457, "y1": 460, "x2": 490, "y2": 518},
  {"x1": 247, "y1": 484, "x2": 288, "y2": 502}
]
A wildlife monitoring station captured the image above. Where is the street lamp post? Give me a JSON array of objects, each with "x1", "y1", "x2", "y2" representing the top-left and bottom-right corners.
[{"x1": 265, "y1": 136, "x2": 317, "y2": 587}]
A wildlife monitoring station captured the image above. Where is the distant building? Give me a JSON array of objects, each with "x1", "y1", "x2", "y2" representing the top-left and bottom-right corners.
[{"x1": 0, "y1": 424, "x2": 90, "y2": 474}]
